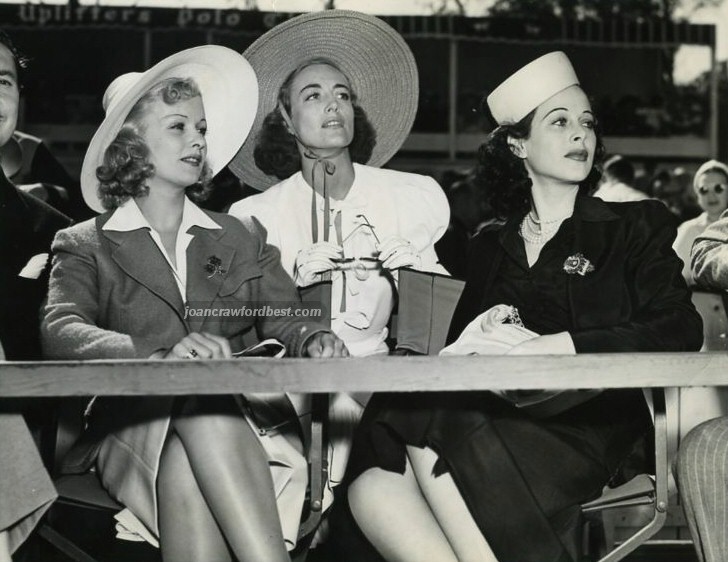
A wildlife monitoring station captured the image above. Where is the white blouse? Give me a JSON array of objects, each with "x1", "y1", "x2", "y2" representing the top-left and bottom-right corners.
[
  {"x1": 103, "y1": 196, "x2": 221, "y2": 301},
  {"x1": 230, "y1": 163, "x2": 450, "y2": 356}
]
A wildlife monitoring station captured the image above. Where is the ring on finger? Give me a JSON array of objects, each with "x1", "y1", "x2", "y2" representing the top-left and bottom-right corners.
[{"x1": 185, "y1": 349, "x2": 199, "y2": 359}]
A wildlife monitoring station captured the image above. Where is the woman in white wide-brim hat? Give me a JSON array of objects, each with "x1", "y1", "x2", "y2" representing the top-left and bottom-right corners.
[
  {"x1": 42, "y1": 45, "x2": 347, "y2": 562},
  {"x1": 345, "y1": 51, "x2": 702, "y2": 562},
  {"x1": 227, "y1": 9, "x2": 449, "y2": 494}
]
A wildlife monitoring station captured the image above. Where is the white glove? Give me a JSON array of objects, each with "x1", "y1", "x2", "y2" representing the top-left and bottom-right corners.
[
  {"x1": 376, "y1": 236, "x2": 421, "y2": 270},
  {"x1": 294, "y1": 241, "x2": 343, "y2": 286}
]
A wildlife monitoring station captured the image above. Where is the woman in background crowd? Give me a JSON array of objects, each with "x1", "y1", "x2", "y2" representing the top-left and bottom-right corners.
[
  {"x1": 673, "y1": 159, "x2": 728, "y2": 285},
  {"x1": 673, "y1": 175, "x2": 728, "y2": 562}
]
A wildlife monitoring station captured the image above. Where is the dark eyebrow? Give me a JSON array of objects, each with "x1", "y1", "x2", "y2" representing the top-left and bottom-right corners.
[
  {"x1": 542, "y1": 107, "x2": 595, "y2": 120},
  {"x1": 541, "y1": 107, "x2": 567, "y2": 120},
  {"x1": 299, "y1": 83, "x2": 350, "y2": 94},
  {"x1": 300, "y1": 83, "x2": 321, "y2": 94},
  {"x1": 0, "y1": 69, "x2": 17, "y2": 80}
]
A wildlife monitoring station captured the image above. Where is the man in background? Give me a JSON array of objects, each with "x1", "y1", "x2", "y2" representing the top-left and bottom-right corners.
[{"x1": 593, "y1": 154, "x2": 650, "y2": 203}]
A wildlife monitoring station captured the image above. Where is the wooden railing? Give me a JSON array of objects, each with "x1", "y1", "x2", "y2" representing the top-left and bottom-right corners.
[{"x1": 1, "y1": 352, "x2": 727, "y2": 397}]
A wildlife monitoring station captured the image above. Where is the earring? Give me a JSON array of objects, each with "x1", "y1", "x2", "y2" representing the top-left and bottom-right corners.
[{"x1": 507, "y1": 139, "x2": 525, "y2": 159}]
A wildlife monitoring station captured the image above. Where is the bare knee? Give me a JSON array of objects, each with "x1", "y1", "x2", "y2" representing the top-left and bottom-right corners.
[{"x1": 349, "y1": 469, "x2": 388, "y2": 522}]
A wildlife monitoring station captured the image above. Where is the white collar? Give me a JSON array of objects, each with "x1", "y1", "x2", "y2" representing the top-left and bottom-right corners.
[{"x1": 103, "y1": 196, "x2": 221, "y2": 233}]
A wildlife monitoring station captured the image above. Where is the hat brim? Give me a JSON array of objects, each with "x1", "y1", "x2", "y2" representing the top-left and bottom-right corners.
[
  {"x1": 228, "y1": 10, "x2": 418, "y2": 191},
  {"x1": 81, "y1": 45, "x2": 258, "y2": 213}
]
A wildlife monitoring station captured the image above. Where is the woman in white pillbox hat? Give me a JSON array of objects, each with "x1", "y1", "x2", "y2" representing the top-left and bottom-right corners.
[
  {"x1": 42, "y1": 45, "x2": 347, "y2": 561},
  {"x1": 344, "y1": 51, "x2": 701, "y2": 561}
]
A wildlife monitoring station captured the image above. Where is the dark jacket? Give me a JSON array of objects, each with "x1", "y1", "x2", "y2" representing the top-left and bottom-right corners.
[
  {"x1": 0, "y1": 170, "x2": 71, "y2": 360},
  {"x1": 449, "y1": 196, "x2": 703, "y2": 353}
]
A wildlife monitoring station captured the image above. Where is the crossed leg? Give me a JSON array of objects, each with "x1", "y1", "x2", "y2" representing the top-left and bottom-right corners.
[{"x1": 157, "y1": 396, "x2": 290, "y2": 562}]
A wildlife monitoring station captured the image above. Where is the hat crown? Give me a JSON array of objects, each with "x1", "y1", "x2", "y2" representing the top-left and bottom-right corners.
[
  {"x1": 487, "y1": 51, "x2": 579, "y2": 125},
  {"x1": 102, "y1": 72, "x2": 142, "y2": 115}
]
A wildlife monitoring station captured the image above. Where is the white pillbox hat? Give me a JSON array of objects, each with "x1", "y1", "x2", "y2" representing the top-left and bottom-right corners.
[{"x1": 487, "y1": 51, "x2": 579, "y2": 125}]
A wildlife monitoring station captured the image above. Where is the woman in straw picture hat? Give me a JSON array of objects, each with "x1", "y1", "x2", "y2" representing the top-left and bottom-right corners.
[
  {"x1": 41, "y1": 45, "x2": 347, "y2": 561},
  {"x1": 342, "y1": 52, "x2": 702, "y2": 561},
  {"x1": 228, "y1": 9, "x2": 449, "y2": 494}
]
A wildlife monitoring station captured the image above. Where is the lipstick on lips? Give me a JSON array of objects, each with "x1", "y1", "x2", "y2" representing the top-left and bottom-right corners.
[
  {"x1": 565, "y1": 149, "x2": 588, "y2": 162},
  {"x1": 181, "y1": 153, "x2": 202, "y2": 166}
]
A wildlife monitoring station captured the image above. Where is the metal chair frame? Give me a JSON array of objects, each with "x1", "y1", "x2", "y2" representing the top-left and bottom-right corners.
[{"x1": 581, "y1": 387, "x2": 668, "y2": 562}]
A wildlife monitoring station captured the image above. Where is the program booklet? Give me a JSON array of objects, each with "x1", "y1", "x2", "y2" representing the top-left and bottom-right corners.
[{"x1": 233, "y1": 338, "x2": 286, "y2": 358}]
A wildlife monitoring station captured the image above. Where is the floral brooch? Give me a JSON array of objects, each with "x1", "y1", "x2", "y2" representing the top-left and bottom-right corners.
[
  {"x1": 563, "y1": 253, "x2": 594, "y2": 276},
  {"x1": 205, "y1": 256, "x2": 227, "y2": 279}
]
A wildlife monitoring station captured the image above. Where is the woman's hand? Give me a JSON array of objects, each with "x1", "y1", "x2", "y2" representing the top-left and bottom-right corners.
[
  {"x1": 506, "y1": 332, "x2": 576, "y2": 355},
  {"x1": 376, "y1": 236, "x2": 421, "y2": 270},
  {"x1": 164, "y1": 332, "x2": 232, "y2": 359},
  {"x1": 304, "y1": 332, "x2": 349, "y2": 358},
  {"x1": 294, "y1": 241, "x2": 343, "y2": 286}
]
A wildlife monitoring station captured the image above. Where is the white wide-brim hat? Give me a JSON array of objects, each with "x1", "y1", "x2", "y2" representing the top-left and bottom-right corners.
[
  {"x1": 81, "y1": 45, "x2": 258, "y2": 213},
  {"x1": 487, "y1": 51, "x2": 579, "y2": 125},
  {"x1": 694, "y1": 159, "x2": 728, "y2": 190},
  {"x1": 228, "y1": 10, "x2": 419, "y2": 191}
]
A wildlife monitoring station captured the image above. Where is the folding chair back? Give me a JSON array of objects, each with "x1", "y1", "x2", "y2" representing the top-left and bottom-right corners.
[{"x1": 581, "y1": 388, "x2": 668, "y2": 562}]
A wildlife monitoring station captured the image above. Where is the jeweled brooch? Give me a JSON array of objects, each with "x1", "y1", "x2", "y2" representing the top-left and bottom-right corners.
[
  {"x1": 205, "y1": 255, "x2": 227, "y2": 278},
  {"x1": 563, "y1": 253, "x2": 595, "y2": 276}
]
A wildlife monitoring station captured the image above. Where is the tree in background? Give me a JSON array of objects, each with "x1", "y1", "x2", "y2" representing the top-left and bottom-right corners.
[
  {"x1": 422, "y1": 0, "x2": 724, "y2": 18},
  {"x1": 488, "y1": 0, "x2": 707, "y2": 18}
]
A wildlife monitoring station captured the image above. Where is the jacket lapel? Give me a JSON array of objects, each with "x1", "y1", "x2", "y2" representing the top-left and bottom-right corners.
[
  {"x1": 101, "y1": 225, "x2": 186, "y2": 321},
  {"x1": 185, "y1": 226, "x2": 237, "y2": 331}
]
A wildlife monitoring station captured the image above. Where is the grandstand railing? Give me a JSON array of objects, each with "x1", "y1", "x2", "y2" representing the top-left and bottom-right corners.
[{"x1": 1, "y1": 352, "x2": 726, "y2": 397}]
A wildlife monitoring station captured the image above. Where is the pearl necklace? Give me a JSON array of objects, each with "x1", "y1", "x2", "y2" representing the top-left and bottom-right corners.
[{"x1": 519, "y1": 212, "x2": 567, "y2": 245}]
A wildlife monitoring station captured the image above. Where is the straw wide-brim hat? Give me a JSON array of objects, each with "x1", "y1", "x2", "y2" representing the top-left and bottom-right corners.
[
  {"x1": 228, "y1": 10, "x2": 419, "y2": 191},
  {"x1": 81, "y1": 45, "x2": 258, "y2": 213}
]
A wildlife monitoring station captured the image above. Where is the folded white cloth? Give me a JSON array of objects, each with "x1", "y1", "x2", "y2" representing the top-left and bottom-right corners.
[
  {"x1": 18, "y1": 253, "x2": 48, "y2": 279},
  {"x1": 441, "y1": 305, "x2": 600, "y2": 416},
  {"x1": 114, "y1": 508, "x2": 159, "y2": 547},
  {"x1": 440, "y1": 304, "x2": 538, "y2": 356}
]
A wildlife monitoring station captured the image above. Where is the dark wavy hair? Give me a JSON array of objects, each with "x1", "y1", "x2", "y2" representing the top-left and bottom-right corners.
[
  {"x1": 254, "y1": 58, "x2": 377, "y2": 181},
  {"x1": 476, "y1": 109, "x2": 606, "y2": 220},
  {"x1": 0, "y1": 29, "x2": 29, "y2": 89},
  {"x1": 96, "y1": 77, "x2": 213, "y2": 211}
]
